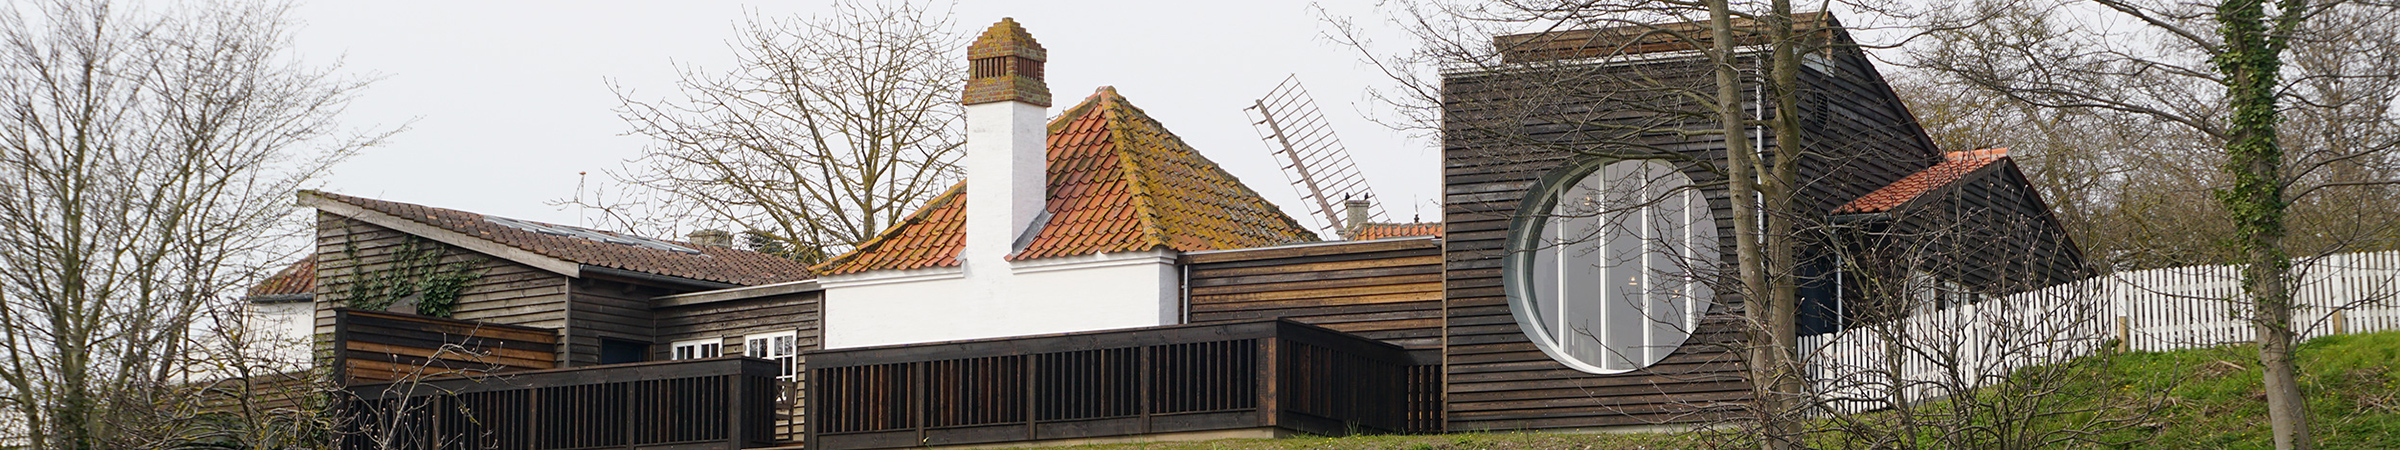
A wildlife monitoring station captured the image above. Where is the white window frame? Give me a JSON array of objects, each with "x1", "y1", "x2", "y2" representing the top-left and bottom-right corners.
[
  {"x1": 669, "y1": 338, "x2": 722, "y2": 360},
  {"x1": 1503, "y1": 158, "x2": 1717, "y2": 375},
  {"x1": 746, "y1": 330, "x2": 801, "y2": 402}
]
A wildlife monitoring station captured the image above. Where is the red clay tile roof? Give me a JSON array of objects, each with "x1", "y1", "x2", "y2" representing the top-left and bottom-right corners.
[
  {"x1": 811, "y1": 184, "x2": 968, "y2": 275},
  {"x1": 1833, "y1": 148, "x2": 2009, "y2": 214},
  {"x1": 306, "y1": 191, "x2": 815, "y2": 286},
  {"x1": 814, "y1": 87, "x2": 1317, "y2": 275},
  {"x1": 246, "y1": 255, "x2": 317, "y2": 299},
  {"x1": 1351, "y1": 223, "x2": 1444, "y2": 241}
]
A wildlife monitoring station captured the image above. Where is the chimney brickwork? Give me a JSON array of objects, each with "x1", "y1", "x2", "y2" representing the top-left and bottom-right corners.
[
  {"x1": 962, "y1": 18, "x2": 1051, "y2": 267},
  {"x1": 964, "y1": 18, "x2": 1050, "y2": 107}
]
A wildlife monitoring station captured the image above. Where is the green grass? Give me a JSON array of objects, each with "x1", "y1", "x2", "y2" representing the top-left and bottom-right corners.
[
  {"x1": 1037, "y1": 432, "x2": 1694, "y2": 450},
  {"x1": 1032, "y1": 330, "x2": 2400, "y2": 449},
  {"x1": 2073, "y1": 330, "x2": 2400, "y2": 449}
]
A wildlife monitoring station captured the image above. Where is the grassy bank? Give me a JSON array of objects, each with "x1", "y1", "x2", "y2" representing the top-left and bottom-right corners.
[
  {"x1": 2081, "y1": 330, "x2": 2400, "y2": 448},
  {"x1": 1034, "y1": 330, "x2": 2399, "y2": 449}
]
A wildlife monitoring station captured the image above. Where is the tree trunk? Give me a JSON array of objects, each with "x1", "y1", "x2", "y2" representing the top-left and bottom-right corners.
[
  {"x1": 1708, "y1": 2, "x2": 1796, "y2": 449},
  {"x1": 2213, "y1": 0, "x2": 2311, "y2": 448}
]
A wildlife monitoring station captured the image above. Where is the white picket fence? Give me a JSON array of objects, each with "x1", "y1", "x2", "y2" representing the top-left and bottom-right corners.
[{"x1": 1801, "y1": 250, "x2": 2400, "y2": 410}]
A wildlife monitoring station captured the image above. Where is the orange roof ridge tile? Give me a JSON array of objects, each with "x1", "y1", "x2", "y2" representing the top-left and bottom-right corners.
[
  {"x1": 1832, "y1": 150, "x2": 2009, "y2": 215},
  {"x1": 816, "y1": 87, "x2": 1316, "y2": 275}
]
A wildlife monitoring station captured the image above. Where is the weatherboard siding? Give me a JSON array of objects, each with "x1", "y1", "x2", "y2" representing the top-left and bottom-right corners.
[
  {"x1": 562, "y1": 277, "x2": 676, "y2": 367},
  {"x1": 1184, "y1": 238, "x2": 1447, "y2": 351},
  {"x1": 1441, "y1": 53, "x2": 1754, "y2": 432},
  {"x1": 654, "y1": 291, "x2": 821, "y2": 443},
  {"x1": 1438, "y1": 34, "x2": 1943, "y2": 430},
  {"x1": 312, "y1": 213, "x2": 572, "y2": 366}
]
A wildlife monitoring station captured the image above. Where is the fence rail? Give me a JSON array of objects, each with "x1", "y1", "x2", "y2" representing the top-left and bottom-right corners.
[
  {"x1": 331, "y1": 308, "x2": 558, "y2": 386},
  {"x1": 1804, "y1": 251, "x2": 2400, "y2": 411},
  {"x1": 806, "y1": 319, "x2": 1433, "y2": 450},
  {"x1": 340, "y1": 357, "x2": 781, "y2": 450}
]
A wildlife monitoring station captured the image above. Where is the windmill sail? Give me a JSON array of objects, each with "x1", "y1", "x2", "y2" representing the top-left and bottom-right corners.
[{"x1": 1244, "y1": 75, "x2": 1383, "y2": 237}]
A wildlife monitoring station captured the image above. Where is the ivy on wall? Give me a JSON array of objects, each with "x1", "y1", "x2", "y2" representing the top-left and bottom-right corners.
[{"x1": 341, "y1": 231, "x2": 485, "y2": 318}]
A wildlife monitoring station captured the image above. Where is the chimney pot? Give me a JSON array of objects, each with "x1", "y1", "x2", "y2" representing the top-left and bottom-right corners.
[
  {"x1": 961, "y1": 19, "x2": 1051, "y2": 265},
  {"x1": 1343, "y1": 199, "x2": 1373, "y2": 238},
  {"x1": 963, "y1": 18, "x2": 1050, "y2": 107}
]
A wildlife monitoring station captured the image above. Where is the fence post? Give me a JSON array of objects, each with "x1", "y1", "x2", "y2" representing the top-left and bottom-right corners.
[
  {"x1": 2114, "y1": 315, "x2": 2130, "y2": 352},
  {"x1": 2332, "y1": 310, "x2": 2348, "y2": 336}
]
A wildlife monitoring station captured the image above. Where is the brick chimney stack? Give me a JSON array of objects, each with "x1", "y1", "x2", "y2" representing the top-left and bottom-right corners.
[
  {"x1": 962, "y1": 19, "x2": 1050, "y2": 267},
  {"x1": 963, "y1": 18, "x2": 1049, "y2": 107}
]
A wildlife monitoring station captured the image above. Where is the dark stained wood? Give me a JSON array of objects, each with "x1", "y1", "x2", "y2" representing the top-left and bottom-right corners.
[
  {"x1": 654, "y1": 290, "x2": 822, "y2": 444},
  {"x1": 330, "y1": 308, "x2": 558, "y2": 386},
  {"x1": 313, "y1": 214, "x2": 573, "y2": 366},
  {"x1": 1185, "y1": 238, "x2": 1447, "y2": 351},
  {"x1": 1439, "y1": 18, "x2": 1945, "y2": 432},
  {"x1": 340, "y1": 357, "x2": 780, "y2": 450},
  {"x1": 562, "y1": 276, "x2": 671, "y2": 367},
  {"x1": 805, "y1": 320, "x2": 1426, "y2": 450},
  {"x1": 1837, "y1": 158, "x2": 2090, "y2": 328}
]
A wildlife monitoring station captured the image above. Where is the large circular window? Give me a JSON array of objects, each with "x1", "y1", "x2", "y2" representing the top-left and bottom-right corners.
[{"x1": 1503, "y1": 158, "x2": 1718, "y2": 374}]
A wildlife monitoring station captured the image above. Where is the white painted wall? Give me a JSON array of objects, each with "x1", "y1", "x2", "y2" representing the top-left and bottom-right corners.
[
  {"x1": 820, "y1": 250, "x2": 1181, "y2": 349},
  {"x1": 245, "y1": 300, "x2": 318, "y2": 369},
  {"x1": 963, "y1": 100, "x2": 1048, "y2": 266}
]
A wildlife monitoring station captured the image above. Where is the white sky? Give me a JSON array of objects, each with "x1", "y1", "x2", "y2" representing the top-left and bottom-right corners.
[{"x1": 288, "y1": 1, "x2": 1440, "y2": 238}]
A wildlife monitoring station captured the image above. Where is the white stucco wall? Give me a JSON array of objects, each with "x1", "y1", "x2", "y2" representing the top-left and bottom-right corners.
[
  {"x1": 820, "y1": 250, "x2": 1181, "y2": 349},
  {"x1": 962, "y1": 100, "x2": 1049, "y2": 266},
  {"x1": 245, "y1": 300, "x2": 319, "y2": 369}
]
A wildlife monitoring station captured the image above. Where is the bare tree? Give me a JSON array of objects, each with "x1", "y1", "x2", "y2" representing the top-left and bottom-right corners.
[
  {"x1": 0, "y1": 0, "x2": 384, "y2": 448},
  {"x1": 1326, "y1": 2, "x2": 1904, "y2": 447},
  {"x1": 592, "y1": 0, "x2": 966, "y2": 263},
  {"x1": 1801, "y1": 199, "x2": 2167, "y2": 449},
  {"x1": 1912, "y1": 1, "x2": 2400, "y2": 447}
]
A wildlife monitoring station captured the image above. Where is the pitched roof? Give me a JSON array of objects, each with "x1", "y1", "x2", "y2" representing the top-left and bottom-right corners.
[
  {"x1": 813, "y1": 185, "x2": 968, "y2": 275},
  {"x1": 246, "y1": 255, "x2": 316, "y2": 300},
  {"x1": 303, "y1": 191, "x2": 815, "y2": 286},
  {"x1": 1493, "y1": 12, "x2": 1839, "y2": 63},
  {"x1": 815, "y1": 87, "x2": 1317, "y2": 275},
  {"x1": 1833, "y1": 148, "x2": 2009, "y2": 214},
  {"x1": 1351, "y1": 222, "x2": 1445, "y2": 241}
]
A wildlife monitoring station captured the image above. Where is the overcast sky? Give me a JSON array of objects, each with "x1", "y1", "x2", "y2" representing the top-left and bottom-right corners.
[{"x1": 286, "y1": 1, "x2": 1438, "y2": 238}]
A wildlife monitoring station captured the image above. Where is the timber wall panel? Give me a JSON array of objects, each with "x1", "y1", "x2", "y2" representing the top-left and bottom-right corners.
[
  {"x1": 562, "y1": 277, "x2": 674, "y2": 367},
  {"x1": 1437, "y1": 30, "x2": 1939, "y2": 431},
  {"x1": 331, "y1": 308, "x2": 559, "y2": 385},
  {"x1": 1186, "y1": 239, "x2": 1447, "y2": 350},
  {"x1": 656, "y1": 291, "x2": 823, "y2": 443},
  {"x1": 312, "y1": 214, "x2": 572, "y2": 366}
]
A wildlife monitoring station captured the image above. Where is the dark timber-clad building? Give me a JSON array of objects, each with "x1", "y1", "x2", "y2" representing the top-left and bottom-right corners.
[{"x1": 236, "y1": 14, "x2": 2086, "y2": 450}]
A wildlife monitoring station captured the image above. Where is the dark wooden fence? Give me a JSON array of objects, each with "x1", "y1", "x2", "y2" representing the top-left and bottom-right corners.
[
  {"x1": 806, "y1": 320, "x2": 1434, "y2": 450},
  {"x1": 331, "y1": 308, "x2": 558, "y2": 385},
  {"x1": 340, "y1": 357, "x2": 782, "y2": 450}
]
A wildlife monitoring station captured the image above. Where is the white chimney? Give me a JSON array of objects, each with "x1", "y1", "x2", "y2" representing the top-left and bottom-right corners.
[{"x1": 961, "y1": 18, "x2": 1050, "y2": 266}]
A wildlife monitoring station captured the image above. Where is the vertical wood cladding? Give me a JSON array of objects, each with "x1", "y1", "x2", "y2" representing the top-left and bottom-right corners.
[
  {"x1": 1184, "y1": 239, "x2": 1446, "y2": 350},
  {"x1": 1440, "y1": 27, "x2": 1943, "y2": 430},
  {"x1": 561, "y1": 277, "x2": 671, "y2": 367},
  {"x1": 655, "y1": 291, "x2": 823, "y2": 442},
  {"x1": 313, "y1": 213, "x2": 572, "y2": 366},
  {"x1": 1866, "y1": 161, "x2": 2088, "y2": 297}
]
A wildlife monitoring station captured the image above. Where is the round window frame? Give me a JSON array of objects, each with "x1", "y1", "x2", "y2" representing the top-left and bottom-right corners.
[{"x1": 1500, "y1": 156, "x2": 1714, "y2": 375}]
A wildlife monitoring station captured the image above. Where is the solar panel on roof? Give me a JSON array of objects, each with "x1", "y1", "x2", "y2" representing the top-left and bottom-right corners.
[{"x1": 484, "y1": 216, "x2": 704, "y2": 255}]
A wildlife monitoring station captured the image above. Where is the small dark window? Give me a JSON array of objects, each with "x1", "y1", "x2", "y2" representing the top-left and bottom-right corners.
[{"x1": 600, "y1": 339, "x2": 647, "y2": 365}]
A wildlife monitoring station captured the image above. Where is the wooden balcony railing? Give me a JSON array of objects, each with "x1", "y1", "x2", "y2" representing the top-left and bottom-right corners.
[
  {"x1": 330, "y1": 308, "x2": 558, "y2": 385},
  {"x1": 806, "y1": 319, "x2": 1435, "y2": 450},
  {"x1": 340, "y1": 357, "x2": 782, "y2": 450}
]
